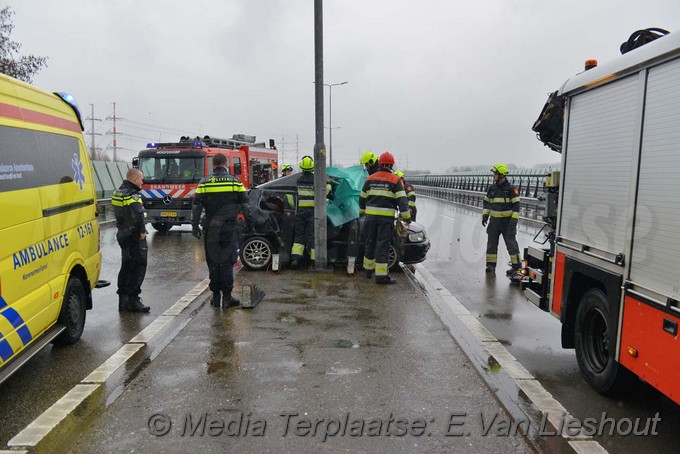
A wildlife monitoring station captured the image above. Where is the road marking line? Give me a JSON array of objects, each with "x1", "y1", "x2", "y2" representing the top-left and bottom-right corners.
[
  {"x1": 7, "y1": 384, "x2": 99, "y2": 447},
  {"x1": 484, "y1": 342, "x2": 534, "y2": 380},
  {"x1": 129, "y1": 316, "x2": 174, "y2": 343},
  {"x1": 81, "y1": 343, "x2": 144, "y2": 383},
  {"x1": 458, "y1": 314, "x2": 498, "y2": 342},
  {"x1": 569, "y1": 440, "x2": 610, "y2": 453},
  {"x1": 413, "y1": 263, "x2": 608, "y2": 450},
  {"x1": 163, "y1": 280, "x2": 209, "y2": 316}
]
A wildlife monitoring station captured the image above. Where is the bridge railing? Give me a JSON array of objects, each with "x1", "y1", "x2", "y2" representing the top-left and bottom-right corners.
[{"x1": 408, "y1": 169, "x2": 554, "y2": 221}]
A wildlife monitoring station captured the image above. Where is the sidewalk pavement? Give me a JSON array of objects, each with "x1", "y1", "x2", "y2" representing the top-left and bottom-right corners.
[{"x1": 70, "y1": 267, "x2": 533, "y2": 453}]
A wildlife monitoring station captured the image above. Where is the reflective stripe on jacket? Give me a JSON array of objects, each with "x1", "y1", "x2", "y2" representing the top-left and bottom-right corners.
[
  {"x1": 482, "y1": 179, "x2": 520, "y2": 219},
  {"x1": 296, "y1": 171, "x2": 332, "y2": 211},
  {"x1": 192, "y1": 166, "x2": 250, "y2": 225},
  {"x1": 359, "y1": 168, "x2": 410, "y2": 220},
  {"x1": 112, "y1": 179, "x2": 146, "y2": 237}
]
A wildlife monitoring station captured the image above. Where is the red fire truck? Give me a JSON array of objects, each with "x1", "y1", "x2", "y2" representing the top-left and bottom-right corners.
[
  {"x1": 133, "y1": 134, "x2": 278, "y2": 232},
  {"x1": 524, "y1": 30, "x2": 680, "y2": 404}
]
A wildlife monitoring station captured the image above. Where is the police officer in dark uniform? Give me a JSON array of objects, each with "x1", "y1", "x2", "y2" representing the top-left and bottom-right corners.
[
  {"x1": 360, "y1": 152, "x2": 411, "y2": 284},
  {"x1": 113, "y1": 168, "x2": 150, "y2": 312},
  {"x1": 482, "y1": 163, "x2": 521, "y2": 275},
  {"x1": 192, "y1": 153, "x2": 250, "y2": 307}
]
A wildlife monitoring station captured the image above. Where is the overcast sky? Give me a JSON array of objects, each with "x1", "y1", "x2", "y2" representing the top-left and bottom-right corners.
[{"x1": 9, "y1": 0, "x2": 680, "y2": 171}]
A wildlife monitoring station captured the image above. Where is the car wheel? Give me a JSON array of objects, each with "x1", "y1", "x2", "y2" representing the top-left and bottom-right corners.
[
  {"x1": 53, "y1": 276, "x2": 87, "y2": 346},
  {"x1": 152, "y1": 222, "x2": 171, "y2": 232},
  {"x1": 240, "y1": 236, "x2": 273, "y2": 271},
  {"x1": 388, "y1": 244, "x2": 399, "y2": 270},
  {"x1": 574, "y1": 289, "x2": 634, "y2": 396}
]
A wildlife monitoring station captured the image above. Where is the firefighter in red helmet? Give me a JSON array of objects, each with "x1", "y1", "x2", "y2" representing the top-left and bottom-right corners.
[{"x1": 359, "y1": 151, "x2": 410, "y2": 284}]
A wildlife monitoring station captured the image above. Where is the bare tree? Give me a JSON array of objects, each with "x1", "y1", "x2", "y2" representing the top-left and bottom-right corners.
[{"x1": 0, "y1": 7, "x2": 47, "y2": 83}]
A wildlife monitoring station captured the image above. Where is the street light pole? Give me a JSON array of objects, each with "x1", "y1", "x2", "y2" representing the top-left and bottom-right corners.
[{"x1": 324, "y1": 81, "x2": 347, "y2": 167}]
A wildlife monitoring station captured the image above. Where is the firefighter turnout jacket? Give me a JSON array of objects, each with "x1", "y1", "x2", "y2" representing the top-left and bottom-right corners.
[
  {"x1": 295, "y1": 171, "x2": 332, "y2": 211},
  {"x1": 291, "y1": 171, "x2": 332, "y2": 261},
  {"x1": 192, "y1": 166, "x2": 250, "y2": 226},
  {"x1": 404, "y1": 179, "x2": 417, "y2": 221},
  {"x1": 482, "y1": 179, "x2": 520, "y2": 222},
  {"x1": 112, "y1": 180, "x2": 147, "y2": 239},
  {"x1": 360, "y1": 170, "x2": 411, "y2": 221}
]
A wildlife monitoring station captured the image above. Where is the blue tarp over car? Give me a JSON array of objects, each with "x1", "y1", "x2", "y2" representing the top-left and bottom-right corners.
[{"x1": 326, "y1": 165, "x2": 367, "y2": 227}]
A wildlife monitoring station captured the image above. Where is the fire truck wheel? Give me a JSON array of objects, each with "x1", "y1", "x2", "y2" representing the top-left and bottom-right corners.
[
  {"x1": 53, "y1": 276, "x2": 87, "y2": 346},
  {"x1": 151, "y1": 223, "x2": 172, "y2": 232},
  {"x1": 574, "y1": 289, "x2": 634, "y2": 396},
  {"x1": 240, "y1": 236, "x2": 273, "y2": 271}
]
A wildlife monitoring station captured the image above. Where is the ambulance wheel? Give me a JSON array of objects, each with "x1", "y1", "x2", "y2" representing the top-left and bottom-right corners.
[
  {"x1": 53, "y1": 276, "x2": 87, "y2": 346},
  {"x1": 574, "y1": 289, "x2": 634, "y2": 396},
  {"x1": 152, "y1": 223, "x2": 171, "y2": 232},
  {"x1": 240, "y1": 236, "x2": 273, "y2": 271},
  {"x1": 388, "y1": 245, "x2": 399, "y2": 271}
]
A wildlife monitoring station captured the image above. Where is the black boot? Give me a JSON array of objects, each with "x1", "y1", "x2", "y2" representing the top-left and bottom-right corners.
[
  {"x1": 128, "y1": 296, "x2": 150, "y2": 313},
  {"x1": 365, "y1": 269, "x2": 374, "y2": 279},
  {"x1": 485, "y1": 265, "x2": 496, "y2": 273},
  {"x1": 211, "y1": 292, "x2": 221, "y2": 307},
  {"x1": 118, "y1": 294, "x2": 129, "y2": 312},
  {"x1": 375, "y1": 275, "x2": 397, "y2": 285},
  {"x1": 222, "y1": 292, "x2": 240, "y2": 308},
  {"x1": 506, "y1": 267, "x2": 520, "y2": 276}
]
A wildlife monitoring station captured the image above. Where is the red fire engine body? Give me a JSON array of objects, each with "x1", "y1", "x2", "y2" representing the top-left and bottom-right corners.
[
  {"x1": 524, "y1": 31, "x2": 680, "y2": 404},
  {"x1": 134, "y1": 134, "x2": 278, "y2": 232}
]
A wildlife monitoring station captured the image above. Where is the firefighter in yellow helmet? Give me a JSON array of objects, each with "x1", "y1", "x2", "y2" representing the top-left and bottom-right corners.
[
  {"x1": 395, "y1": 170, "x2": 417, "y2": 222},
  {"x1": 281, "y1": 164, "x2": 293, "y2": 177},
  {"x1": 290, "y1": 156, "x2": 331, "y2": 268},
  {"x1": 482, "y1": 163, "x2": 521, "y2": 275},
  {"x1": 360, "y1": 151, "x2": 379, "y2": 175}
]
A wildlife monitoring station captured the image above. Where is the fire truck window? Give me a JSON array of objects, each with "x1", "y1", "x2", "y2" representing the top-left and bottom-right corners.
[
  {"x1": 233, "y1": 157, "x2": 242, "y2": 175},
  {"x1": 165, "y1": 159, "x2": 179, "y2": 178}
]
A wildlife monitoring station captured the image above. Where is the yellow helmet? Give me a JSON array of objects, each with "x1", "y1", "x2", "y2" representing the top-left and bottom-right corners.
[
  {"x1": 394, "y1": 170, "x2": 405, "y2": 179},
  {"x1": 299, "y1": 155, "x2": 314, "y2": 171},
  {"x1": 360, "y1": 151, "x2": 378, "y2": 166},
  {"x1": 491, "y1": 163, "x2": 509, "y2": 175}
]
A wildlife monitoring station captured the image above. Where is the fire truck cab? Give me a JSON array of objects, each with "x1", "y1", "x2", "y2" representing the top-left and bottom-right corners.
[
  {"x1": 525, "y1": 31, "x2": 680, "y2": 404},
  {"x1": 134, "y1": 134, "x2": 278, "y2": 232}
]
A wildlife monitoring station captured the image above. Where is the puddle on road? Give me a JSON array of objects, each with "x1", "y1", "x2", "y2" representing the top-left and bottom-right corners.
[
  {"x1": 481, "y1": 311, "x2": 513, "y2": 320},
  {"x1": 340, "y1": 307, "x2": 377, "y2": 322},
  {"x1": 267, "y1": 296, "x2": 310, "y2": 305},
  {"x1": 277, "y1": 312, "x2": 311, "y2": 325},
  {"x1": 332, "y1": 339, "x2": 359, "y2": 349}
]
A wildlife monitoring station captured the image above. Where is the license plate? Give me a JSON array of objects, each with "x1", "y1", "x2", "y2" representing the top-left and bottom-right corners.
[{"x1": 160, "y1": 211, "x2": 177, "y2": 217}]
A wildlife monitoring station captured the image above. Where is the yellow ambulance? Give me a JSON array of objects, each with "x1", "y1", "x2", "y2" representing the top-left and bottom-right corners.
[{"x1": 0, "y1": 74, "x2": 107, "y2": 383}]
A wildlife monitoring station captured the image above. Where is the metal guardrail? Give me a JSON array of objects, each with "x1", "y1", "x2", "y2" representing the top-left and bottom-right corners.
[{"x1": 408, "y1": 170, "x2": 552, "y2": 221}]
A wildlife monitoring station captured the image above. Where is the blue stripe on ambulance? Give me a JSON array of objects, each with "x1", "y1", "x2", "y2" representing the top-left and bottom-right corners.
[
  {"x1": 0, "y1": 332, "x2": 14, "y2": 361},
  {"x1": 0, "y1": 295, "x2": 33, "y2": 347}
]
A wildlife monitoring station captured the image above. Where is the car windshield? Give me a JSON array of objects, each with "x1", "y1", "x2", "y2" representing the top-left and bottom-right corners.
[{"x1": 139, "y1": 156, "x2": 203, "y2": 183}]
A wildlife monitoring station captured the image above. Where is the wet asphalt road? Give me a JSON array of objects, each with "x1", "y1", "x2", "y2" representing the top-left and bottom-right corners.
[
  {"x1": 416, "y1": 196, "x2": 680, "y2": 453},
  {"x1": 0, "y1": 223, "x2": 209, "y2": 446},
  {"x1": 1, "y1": 219, "x2": 531, "y2": 454},
  {"x1": 69, "y1": 268, "x2": 531, "y2": 454}
]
